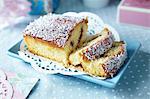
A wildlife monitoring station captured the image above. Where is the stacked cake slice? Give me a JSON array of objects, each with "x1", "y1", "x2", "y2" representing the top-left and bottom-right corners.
[{"x1": 69, "y1": 28, "x2": 127, "y2": 77}]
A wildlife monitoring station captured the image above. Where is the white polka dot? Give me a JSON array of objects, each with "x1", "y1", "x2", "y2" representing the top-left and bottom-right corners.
[
  {"x1": 95, "y1": 91, "x2": 99, "y2": 95},
  {"x1": 130, "y1": 94, "x2": 133, "y2": 97},
  {"x1": 70, "y1": 95, "x2": 73, "y2": 98},
  {"x1": 133, "y1": 81, "x2": 137, "y2": 84},
  {"x1": 145, "y1": 69, "x2": 148, "y2": 72},
  {"x1": 52, "y1": 91, "x2": 56, "y2": 94},
  {"x1": 135, "y1": 65, "x2": 138, "y2": 67},
  {"x1": 129, "y1": 71, "x2": 133, "y2": 73},
  {"x1": 138, "y1": 93, "x2": 142, "y2": 96},
  {"x1": 44, "y1": 85, "x2": 48, "y2": 89},
  {"x1": 37, "y1": 87, "x2": 40, "y2": 90},
  {"x1": 69, "y1": 82, "x2": 73, "y2": 85},
  {"x1": 104, "y1": 97, "x2": 109, "y2": 99},
  {"x1": 53, "y1": 97, "x2": 57, "y2": 99},
  {"x1": 136, "y1": 87, "x2": 139, "y2": 90},
  {"x1": 52, "y1": 77, "x2": 56, "y2": 80},
  {"x1": 143, "y1": 64, "x2": 146, "y2": 67},
  {"x1": 103, "y1": 90, "x2": 106, "y2": 93},
  {"x1": 144, "y1": 86, "x2": 147, "y2": 89},
  {"x1": 94, "y1": 86, "x2": 97, "y2": 89},
  {"x1": 113, "y1": 96, "x2": 117, "y2": 99},
  {"x1": 139, "y1": 75, "x2": 143, "y2": 78},
  {"x1": 125, "y1": 82, "x2": 129, "y2": 85},
  {"x1": 77, "y1": 87, "x2": 81, "y2": 91},
  {"x1": 141, "y1": 80, "x2": 145, "y2": 83},
  {"x1": 137, "y1": 70, "x2": 141, "y2": 72},
  {"x1": 128, "y1": 88, "x2": 131, "y2": 91},
  {"x1": 112, "y1": 89, "x2": 115, "y2": 92},
  {"x1": 61, "y1": 96, "x2": 65, "y2": 99},
  {"x1": 35, "y1": 93, "x2": 40, "y2": 97},
  {"x1": 133, "y1": 60, "x2": 136, "y2": 62},
  {"x1": 119, "y1": 89, "x2": 123, "y2": 92},
  {"x1": 131, "y1": 75, "x2": 135, "y2": 78},
  {"x1": 147, "y1": 92, "x2": 150, "y2": 95},
  {"x1": 121, "y1": 95, "x2": 125, "y2": 99},
  {"x1": 87, "y1": 93, "x2": 90, "y2": 96},
  {"x1": 86, "y1": 87, "x2": 89, "y2": 90},
  {"x1": 78, "y1": 94, "x2": 82, "y2": 97}
]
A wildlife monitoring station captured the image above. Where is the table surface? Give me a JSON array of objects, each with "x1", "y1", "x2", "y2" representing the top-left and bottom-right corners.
[{"x1": 0, "y1": 0, "x2": 150, "y2": 99}]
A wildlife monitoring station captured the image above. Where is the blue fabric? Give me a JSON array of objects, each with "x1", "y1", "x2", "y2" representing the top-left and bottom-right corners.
[{"x1": 28, "y1": 0, "x2": 59, "y2": 15}]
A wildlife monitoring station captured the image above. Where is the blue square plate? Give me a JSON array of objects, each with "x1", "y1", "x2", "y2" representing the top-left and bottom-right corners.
[{"x1": 8, "y1": 37, "x2": 141, "y2": 88}]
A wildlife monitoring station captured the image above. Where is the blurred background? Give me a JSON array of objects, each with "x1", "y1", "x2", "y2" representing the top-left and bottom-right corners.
[
  {"x1": 0, "y1": 0, "x2": 149, "y2": 30},
  {"x1": 0, "y1": 0, "x2": 121, "y2": 30}
]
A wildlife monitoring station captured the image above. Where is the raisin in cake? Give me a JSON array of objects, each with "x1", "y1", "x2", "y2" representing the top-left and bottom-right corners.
[
  {"x1": 23, "y1": 14, "x2": 88, "y2": 65},
  {"x1": 69, "y1": 28, "x2": 115, "y2": 66}
]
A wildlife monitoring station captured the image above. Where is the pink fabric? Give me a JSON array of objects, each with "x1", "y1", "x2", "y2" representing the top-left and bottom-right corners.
[
  {"x1": 12, "y1": 86, "x2": 24, "y2": 99},
  {"x1": 0, "y1": 69, "x2": 38, "y2": 99},
  {"x1": 7, "y1": 72, "x2": 25, "y2": 99},
  {"x1": 119, "y1": 10, "x2": 150, "y2": 27},
  {"x1": 0, "y1": 0, "x2": 31, "y2": 29},
  {"x1": 122, "y1": 0, "x2": 150, "y2": 9}
]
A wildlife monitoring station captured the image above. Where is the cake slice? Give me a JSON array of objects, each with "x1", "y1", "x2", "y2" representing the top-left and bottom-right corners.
[
  {"x1": 69, "y1": 41, "x2": 127, "y2": 77},
  {"x1": 69, "y1": 28, "x2": 115, "y2": 65},
  {"x1": 23, "y1": 14, "x2": 88, "y2": 65}
]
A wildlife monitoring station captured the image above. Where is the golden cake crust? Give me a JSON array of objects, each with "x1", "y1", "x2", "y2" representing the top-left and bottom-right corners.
[{"x1": 24, "y1": 36, "x2": 64, "y2": 63}]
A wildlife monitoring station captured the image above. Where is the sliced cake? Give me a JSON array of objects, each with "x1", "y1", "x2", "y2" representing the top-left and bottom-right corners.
[
  {"x1": 69, "y1": 28, "x2": 115, "y2": 65},
  {"x1": 69, "y1": 41, "x2": 127, "y2": 77},
  {"x1": 83, "y1": 41, "x2": 127, "y2": 77},
  {"x1": 23, "y1": 14, "x2": 88, "y2": 65}
]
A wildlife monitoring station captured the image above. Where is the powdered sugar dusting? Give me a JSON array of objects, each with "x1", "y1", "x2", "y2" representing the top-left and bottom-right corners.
[
  {"x1": 23, "y1": 14, "x2": 85, "y2": 47},
  {"x1": 103, "y1": 43, "x2": 127, "y2": 77},
  {"x1": 82, "y1": 32, "x2": 115, "y2": 60}
]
